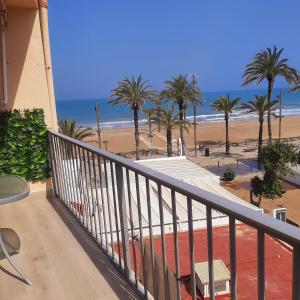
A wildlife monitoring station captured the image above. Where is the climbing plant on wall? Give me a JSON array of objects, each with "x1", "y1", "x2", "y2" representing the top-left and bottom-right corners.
[{"x1": 0, "y1": 109, "x2": 49, "y2": 181}]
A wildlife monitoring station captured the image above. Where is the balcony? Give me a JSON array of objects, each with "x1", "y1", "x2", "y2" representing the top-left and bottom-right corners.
[{"x1": 2, "y1": 129, "x2": 300, "y2": 300}]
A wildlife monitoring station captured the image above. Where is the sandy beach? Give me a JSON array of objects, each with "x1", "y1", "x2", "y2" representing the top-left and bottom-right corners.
[{"x1": 87, "y1": 115, "x2": 300, "y2": 156}]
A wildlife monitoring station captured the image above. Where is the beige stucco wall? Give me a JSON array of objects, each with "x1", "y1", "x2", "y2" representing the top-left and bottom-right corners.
[{"x1": 1, "y1": 4, "x2": 57, "y2": 129}]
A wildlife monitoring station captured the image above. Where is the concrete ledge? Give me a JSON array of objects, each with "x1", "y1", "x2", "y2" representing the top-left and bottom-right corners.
[{"x1": 29, "y1": 177, "x2": 53, "y2": 196}]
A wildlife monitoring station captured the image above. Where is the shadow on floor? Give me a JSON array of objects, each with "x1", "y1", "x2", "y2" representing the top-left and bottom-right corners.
[{"x1": 47, "y1": 192, "x2": 142, "y2": 300}]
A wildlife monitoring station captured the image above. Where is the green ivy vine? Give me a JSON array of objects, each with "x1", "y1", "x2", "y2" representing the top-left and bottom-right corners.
[{"x1": 0, "y1": 109, "x2": 49, "y2": 181}]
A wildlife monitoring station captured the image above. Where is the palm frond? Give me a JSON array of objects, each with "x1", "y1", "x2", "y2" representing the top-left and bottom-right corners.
[
  {"x1": 155, "y1": 103, "x2": 189, "y2": 131},
  {"x1": 110, "y1": 75, "x2": 155, "y2": 110},
  {"x1": 211, "y1": 94, "x2": 240, "y2": 116},
  {"x1": 242, "y1": 46, "x2": 298, "y2": 87},
  {"x1": 161, "y1": 75, "x2": 194, "y2": 104},
  {"x1": 289, "y1": 76, "x2": 300, "y2": 93},
  {"x1": 58, "y1": 120, "x2": 94, "y2": 141},
  {"x1": 240, "y1": 95, "x2": 278, "y2": 118}
]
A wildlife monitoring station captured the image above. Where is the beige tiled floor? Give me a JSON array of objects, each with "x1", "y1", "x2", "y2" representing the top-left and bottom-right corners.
[{"x1": 0, "y1": 191, "x2": 141, "y2": 300}]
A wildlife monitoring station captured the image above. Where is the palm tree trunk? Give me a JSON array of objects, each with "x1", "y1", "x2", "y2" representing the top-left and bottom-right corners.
[
  {"x1": 148, "y1": 117, "x2": 152, "y2": 136},
  {"x1": 178, "y1": 100, "x2": 185, "y2": 150},
  {"x1": 225, "y1": 114, "x2": 230, "y2": 155},
  {"x1": 134, "y1": 108, "x2": 140, "y2": 160},
  {"x1": 258, "y1": 194, "x2": 262, "y2": 208},
  {"x1": 149, "y1": 117, "x2": 153, "y2": 154},
  {"x1": 193, "y1": 104, "x2": 197, "y2": 157},
  {"x1": 167, "y1": 129, "x2": 172, "y2": 157},
  {"x1": 267, "y1": 78, "x2": 274, "y2": 142},
  {"x1": 157, "y1": 107, "x2": 161, "y2": 132},
  {"x1": 258, "y1": 118, "x2": 264, "y2": 170}
]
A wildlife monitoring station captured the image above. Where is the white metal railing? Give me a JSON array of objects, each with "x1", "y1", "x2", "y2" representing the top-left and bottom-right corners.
[{"x1": 48, "y1": 130, "x2": 300, "y2": 300}]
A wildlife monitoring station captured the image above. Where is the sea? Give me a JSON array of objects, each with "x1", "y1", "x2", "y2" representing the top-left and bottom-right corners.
[{"x1": 56, "y1": 87, "x2": 300, "y2": 129}]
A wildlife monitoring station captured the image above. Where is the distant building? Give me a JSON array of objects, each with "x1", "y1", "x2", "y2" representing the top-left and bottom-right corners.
[
  {"x1": 285, "y1": 165, "x2": 300, "y2": 186},
  {"x1": 134, "y1": 157, "x2": 259, "y2": 233},
  {"x1": 0, "y1": 0, "x2": 57, "y2": 128}
]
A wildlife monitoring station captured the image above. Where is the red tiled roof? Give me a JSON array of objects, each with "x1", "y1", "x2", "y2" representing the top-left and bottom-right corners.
[{"x1": 120, "y1": 224, "x2": 293, "y2": 299}]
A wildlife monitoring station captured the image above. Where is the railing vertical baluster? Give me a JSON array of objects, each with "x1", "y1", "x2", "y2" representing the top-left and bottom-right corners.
[
  {"x1": 110, "y1": 161, "x2": 122, "y2": 266},
  {"x1": 87, "y1": 150, "x2": 97, "y2": 238},
  {"x1": 257, "y1": 230, "x2": 265, "y2": 300},
  {"x1": 47, "y1": 133, "x2": 59, "y2": 197},
  {"x1": 126, "y1": 169, "x2": 138, "y2": 287},
  {"x1": 63, "y1": 140, "x2": 74, "y2": 210},
  {"x1": 229, "y1": 217, "x2": 237, "y2": 300},
  {"x1": 52, "y1": 136, "x2": 65, "y2": 203},
  {"x1": 59, "y1": 138, "x2": 71, "y2": 206},
  {"x1": 145, "y1": 178, "x2": 157, "y2": 299},
  {"x1": 103, "y1": 159, "x2": 115, "y2": 253},
  {"x1": 92, "y1": 153, "x2": 102, "y2": 243},
  {"x1": 135, "y1": 173, "x2": 148, "y2": 298},
  {"x1": 69, "y1": 142, "x2": 82, "y2": 221},
  {"x1": 206, "y1": 207, "x2": 215, "y2": 300},
  {"x1": 187, "y1": 197, "x2": 196, "y2": 300},
  {"x1": 81, "y1": 148, "x2": 94, "y2": 233},
  {"x1": 97, "y1": 154, "x2": 109, "y2": 249},
  {"x1": 171, "y1": 190, "x2": 181, "y2": 300},
  {"x1": 115, "y1": 163, "x2": 131, "y2": 278},
  {"x1": 157, "y1": 183, "x2": 168, "y2": 300},
  {"x1": 65, "y1": 140, "x2": 78, "y2": 217},
  {"x1": 73, "y1": 145, "x2": 84, "y2": 225},
  {"x1": 76, "y1": 146, "x2": 89, "y2": 228},
  {"x1": 292, "y1": 244, "x2": 300, "y2": 300}
]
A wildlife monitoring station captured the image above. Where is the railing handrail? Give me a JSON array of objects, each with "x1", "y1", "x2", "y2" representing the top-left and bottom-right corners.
[{"x1": 48, "y1": 129, "x2": 300, "y2": 245}]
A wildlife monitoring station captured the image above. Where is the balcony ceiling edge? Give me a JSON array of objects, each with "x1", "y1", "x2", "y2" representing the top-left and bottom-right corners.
[{"x1": 5, "y1": 0, "x2": 39, "y2": 9}]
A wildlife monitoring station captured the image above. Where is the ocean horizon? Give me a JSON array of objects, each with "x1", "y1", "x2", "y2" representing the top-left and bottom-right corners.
[{"x1": 56, "y1": 87, "x2": 300, "y2": 129}]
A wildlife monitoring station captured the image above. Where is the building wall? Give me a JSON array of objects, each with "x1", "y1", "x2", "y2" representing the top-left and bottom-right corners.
[
  {"x1": 284, "y1": 166, "x2": 300, "y2": 186},
  {"x1": 1, "y1": 3, "x2": 57, "y2": 128}
]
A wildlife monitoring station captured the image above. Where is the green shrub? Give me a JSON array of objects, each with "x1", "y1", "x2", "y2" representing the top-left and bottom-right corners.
[
  {"x1": 223, "y1": 167, "x2": 235, "y2": 181},
  {"x1": 0, "y1": 109, "x2": 49, "y2": 181},
  {"x1": 251, "y1": 141, "x2": 298, "y2": 200}
]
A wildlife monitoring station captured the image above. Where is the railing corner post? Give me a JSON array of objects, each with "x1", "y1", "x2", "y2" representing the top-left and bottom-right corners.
[{"x1": 293, "y1": 244, "x2": 300, "y2": 300}]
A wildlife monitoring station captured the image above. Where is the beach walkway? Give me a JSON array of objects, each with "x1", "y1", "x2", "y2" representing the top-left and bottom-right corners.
[{"x1": 188, "y1": 144, "x2": 260, "y2": 178}]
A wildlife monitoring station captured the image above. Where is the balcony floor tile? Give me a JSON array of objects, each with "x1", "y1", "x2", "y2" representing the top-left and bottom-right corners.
[{"x1": 0, "y1": 191, "x2": 141, "y2": 300}]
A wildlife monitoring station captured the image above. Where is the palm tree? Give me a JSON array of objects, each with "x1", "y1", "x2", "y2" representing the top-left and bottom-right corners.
[
  {"x1": 157, "y1": 104, "x2": 188, "y2": 157},
  {"x1": 143, "y1": 108, "x2": 156, "y2": 153},
  {"x1": 110, "y1": 75, "x2": 155, "y2": 160},
  {"x1": 152, "y1": 94, "x2": 163, "y2": 132},
  {"x1": 144, "y1": 108, "x2": 155, "y2": 135},
  {"x1": 243, "y1": 46, "x2": 298, "y2": 142},
  {"x1": 211, "y1": 94, "x2": 240, "y2": 155},
  {"x1": 189, "y1": 87, "x2": 203, "y2": 156},
  {"x1": 58, "y1": 120, "x2": 94, "y2": 141},
  {"x1": 240, "y1": 96, "x2": 278, "y2": 155},
  {"x1": 161, "y1": 75, "x2": 193, "y2": 150}
]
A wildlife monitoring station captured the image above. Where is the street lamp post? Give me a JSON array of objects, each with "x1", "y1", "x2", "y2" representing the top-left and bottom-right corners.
[
  {"x1": 103, "y1": 140, "x2": 108, "y2": 151},
  {"x1": 188, "y1": 73, "x2": 199, "y2": 157},
  {"x1": 95, "y1": 103, "x2": 102, "y2": 148},
  {"x1": 278, "y1": 89, "x2": 283, "y2": 141}
]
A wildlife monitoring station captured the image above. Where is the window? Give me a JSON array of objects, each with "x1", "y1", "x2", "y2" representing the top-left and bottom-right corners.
[
  {"x1": 273, "y1": 208, "x2": 287, "y2": 222},
  {"x1": 215, "y1": 281, "x2": 227, "y2": 294}
]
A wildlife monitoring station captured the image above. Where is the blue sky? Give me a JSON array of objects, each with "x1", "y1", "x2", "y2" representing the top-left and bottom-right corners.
[{"x1": 49, "y1": 0, "x2": 300, "y2": 100}]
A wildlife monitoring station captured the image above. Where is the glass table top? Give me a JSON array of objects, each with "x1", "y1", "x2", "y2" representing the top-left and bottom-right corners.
[{"x1": 0, "y1": 175, "x2": 30, "y2": 205}]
